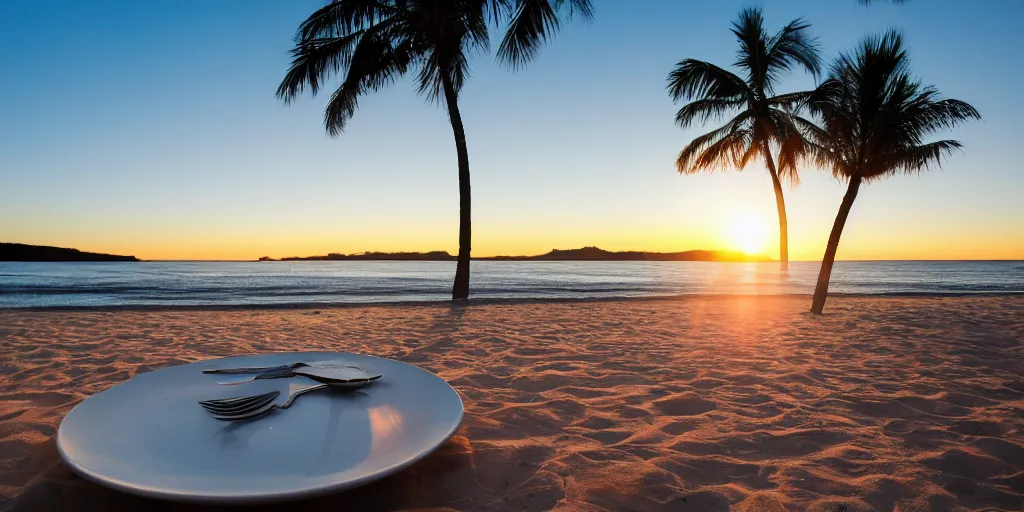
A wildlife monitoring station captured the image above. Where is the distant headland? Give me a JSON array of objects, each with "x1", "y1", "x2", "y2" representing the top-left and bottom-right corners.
[
  {"x1": 0, "y1": 243, "x2": 140, "y2": 262},
  {"x1": 267, "y1": 246, "x2": 771, "y2": 263}
]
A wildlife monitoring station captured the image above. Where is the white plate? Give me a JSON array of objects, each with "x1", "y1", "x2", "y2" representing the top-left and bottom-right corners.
[{"x1": 56, "y1": 352, "x2": 463, "y2": 504}]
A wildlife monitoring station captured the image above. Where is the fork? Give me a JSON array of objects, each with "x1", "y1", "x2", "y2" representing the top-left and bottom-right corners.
[{"x1": 198, "y1": 382, "x2": 328, "y2": 421}]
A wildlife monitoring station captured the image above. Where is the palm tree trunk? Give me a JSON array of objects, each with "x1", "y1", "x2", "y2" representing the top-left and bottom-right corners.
[
  {"x1": 810, "y1": 176, "x2": 862, "y2": 314},
  {"x1": 441, "y1": 74, "x2": 471, "y2": 300},
  {"x1": 761, "y1": 142, "x2": 789, "y2": 270}
]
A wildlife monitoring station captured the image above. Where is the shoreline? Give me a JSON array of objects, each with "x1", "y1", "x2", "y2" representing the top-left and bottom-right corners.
[{"x1": 2, "y1": 291, "x2": 1022, "y2": 313}]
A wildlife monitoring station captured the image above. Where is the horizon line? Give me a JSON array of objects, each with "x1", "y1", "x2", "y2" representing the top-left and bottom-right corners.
[{"x1": 133, "y1": 258, "x2": 1024, "y2": 263}]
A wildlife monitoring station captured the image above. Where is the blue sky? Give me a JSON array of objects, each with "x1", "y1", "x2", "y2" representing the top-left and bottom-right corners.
[{"x1": 1, "y1": 0, "x2": 1021, "y2": 260}]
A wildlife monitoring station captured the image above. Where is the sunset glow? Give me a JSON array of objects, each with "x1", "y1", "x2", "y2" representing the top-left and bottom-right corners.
[
  {"x1": 726, "y1": 212, "x2": 769, "y2": 255},
  {"x1": 1, "y1": 1, "x2": 1021, "y2": 262}
]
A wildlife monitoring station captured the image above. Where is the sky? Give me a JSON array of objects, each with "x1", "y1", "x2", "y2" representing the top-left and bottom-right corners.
[{"x1": 1, "y1": 0, "x2": 1022, "y2": 261}]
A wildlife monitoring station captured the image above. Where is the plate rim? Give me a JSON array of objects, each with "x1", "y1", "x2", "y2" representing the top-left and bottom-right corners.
[{"x1": 56, "y1": 351, "x2": 464, "y2": 505}]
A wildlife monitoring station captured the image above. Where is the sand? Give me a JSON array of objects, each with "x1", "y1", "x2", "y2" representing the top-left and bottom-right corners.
[{"x1": 0, "y1": 296, "x2": 1022, "y2": 511}]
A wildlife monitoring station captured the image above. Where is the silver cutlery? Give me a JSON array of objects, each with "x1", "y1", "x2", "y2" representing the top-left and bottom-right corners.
[
  {"x1": 199, "y1": 366, "x2": 382, "y2": 420},
  {"x1": 214, "y1": 364, "x2": 379, "y2": 386},
  {"x1": 201, "y1": 362, "x2": 382, "y2": 385},
  {"x1": 202, "y1": 359, "x2": 353, "y2": 375},
  {"x1": 199, "y1": 382, "x2": 328, "y2": 421},
  {"x1": 213, "y1": 365, "x2": 304, "y2": 384}
]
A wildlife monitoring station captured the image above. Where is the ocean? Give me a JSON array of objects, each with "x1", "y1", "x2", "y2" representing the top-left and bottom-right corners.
[{"x1": 0, "y1": 260, "x2": 1021, "y2": 309}]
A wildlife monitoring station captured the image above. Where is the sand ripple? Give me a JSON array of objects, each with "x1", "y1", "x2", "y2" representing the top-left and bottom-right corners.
[{"x1": 0, "y1": 296, "x2": 1022, "y2": 511}]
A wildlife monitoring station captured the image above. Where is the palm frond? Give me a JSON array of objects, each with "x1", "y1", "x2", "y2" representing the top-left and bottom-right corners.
[
  {"x1": 867, "y1": 140, "x2": 963, "y2": 181},
  {"x1": 674, "y1": 97, "x2": 745, "y2": 128},
  {"x1": 496, "y1": 0, "x2": 593, "y2": 68},
  {"x1": 903, "y1": 97, "x2": 982, "y2": 136},
  {"x1": 768, "y1": 89, "x2": 814, "y2": 108},
  {"x1": 561, "y1": 0, "x2": 595, "y2": 19},
  {"x1": 727, "y1": 7, "x2": 820, "y2": 96},
  {"x1": 666, "y1": 59, "x2": 750, "y2": 102},
  {"x1": 676, "y1": 113, "x2": 753, "y2": 173},
  {"x1": 297, "y1": 0, "x2": 393, "y2": 40},
  {"x1": 323, "y1": 28, "x2": 414, "y2": 135},
  {"x1": 799, "y1": 137, "x2": 846, "y2": 178},
  {"x1": 770, "y1": 113, "x2": 812, "y2": 184},
  {"x1": 698, "y1": 129, "x2": 754, "y2": 171},
  {"x1": 730, "y1": 7, "x2": 769, "y2": 92},
  {"x1": 765, "y1": 17, "x2": 821, "y2": 82},
  {"x1": 277, "y1": 1, "x2": 403, "y2": 108},
  {"x1": 775, "y1": 132, "x2": 803, "y2": 184},
  {"x1": 277, "y1": 31, "x2": 368, "y2": 102},
  {"x1": 789, "y1": 113, "x2": 831, "y2": 146},
  {"x1": 736, "y1": 135, "x2": 762, "y2": 169},
  {"x1": 795, "y1": 78, "x2": 841, "y2": 112},
  {"x1": 465, "y1": 1, "x2": 493, "y2": 51}
]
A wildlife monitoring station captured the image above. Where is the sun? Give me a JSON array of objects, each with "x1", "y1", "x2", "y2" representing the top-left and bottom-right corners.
[{"x1": 727, "y1": 212, "x2": 768, "y2": 255}]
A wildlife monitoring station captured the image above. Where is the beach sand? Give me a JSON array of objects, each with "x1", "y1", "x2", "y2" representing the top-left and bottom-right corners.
[{"x1": 1, "y1": 296, "x2": 1022, "y2": 511}]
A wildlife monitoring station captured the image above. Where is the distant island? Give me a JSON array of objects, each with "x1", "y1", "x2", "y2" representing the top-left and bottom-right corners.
[
  {"x1": 274, "y1": 251, "x2": 456, "y2": 261},
  {"x1": 268, "y1": 246, "x2": 771, "y2": 263},
  {"x1": 487, "y1": 247, "x2": 771, "y2": 262},
  {"x1": 0, "y1": 243, "x2": 140, "y2": 262}
]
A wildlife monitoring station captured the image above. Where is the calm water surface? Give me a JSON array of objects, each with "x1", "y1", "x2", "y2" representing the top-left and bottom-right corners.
[{"x1": 1, "y1": 261, "x2": 1021, "y2": 308}]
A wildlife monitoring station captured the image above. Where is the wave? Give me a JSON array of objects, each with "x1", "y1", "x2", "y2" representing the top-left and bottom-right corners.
[{"x1": 1, "y1": 260, "x2": 1021, "y2": 308}]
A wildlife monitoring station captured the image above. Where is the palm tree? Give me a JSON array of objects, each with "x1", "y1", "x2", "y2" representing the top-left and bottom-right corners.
[
  {"x1": 802, "y1": 31, "x2": 979, "y2": 314},
  {"x1": 277, "y1": 0, "x2": 592, "y2": 300},
  {"x1": 667, "y1": 7, "x2": 821, "y2": 270}
]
